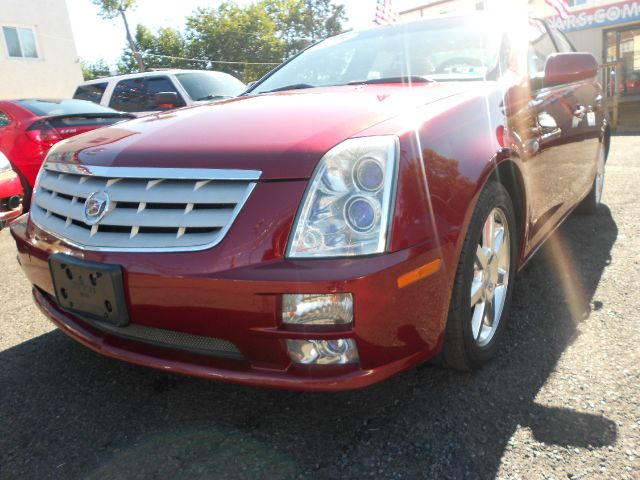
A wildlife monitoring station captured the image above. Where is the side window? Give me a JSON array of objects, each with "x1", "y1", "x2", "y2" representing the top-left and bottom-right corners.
[
  {"x1": 109, "y1": 78, "x2": 146, "y2": 112},
  {"x1": 528, "y1": 20, "x2": 558, "y2": 78},
  {"x1": 73, "y1": 83, "x2": 108, "y2": 104},
  {"x1": 550, "y1": 28, "x2": 575, "y2": 53},
  {"x1": 0, "y1": 111, "x2": 10, "y2": 128},
  {"x1": 144, "y1": 77, "x2": 186, "y2": 110}
]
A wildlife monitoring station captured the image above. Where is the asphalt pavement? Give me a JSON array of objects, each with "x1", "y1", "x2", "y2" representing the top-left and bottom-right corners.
[{"x1": 1, "y1": 135, "x2": 638, "y2": 479}]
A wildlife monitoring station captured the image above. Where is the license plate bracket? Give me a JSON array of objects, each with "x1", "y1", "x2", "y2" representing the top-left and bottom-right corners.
[{"x1": 49, "y1": 253, "x2": 129, "y2": 327}]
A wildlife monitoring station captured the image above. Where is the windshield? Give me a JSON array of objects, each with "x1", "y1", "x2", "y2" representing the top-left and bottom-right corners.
[
  {"x1": 252, "y1": 16, "x2": 502, "y2": 94},
  {"x1": 15, "y1": 99, "x2": 121, "y2": 116},
  {"x1": 176, "y1": 72, "x2": 246, "y2": 101}
]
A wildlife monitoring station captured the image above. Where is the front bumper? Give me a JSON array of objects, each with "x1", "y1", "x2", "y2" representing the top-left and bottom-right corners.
[{"x1": 11, "y1": 215, "x2": 451, "y2": 391}]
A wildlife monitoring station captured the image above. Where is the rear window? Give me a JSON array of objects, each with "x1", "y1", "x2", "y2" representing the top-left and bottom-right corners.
[
  {"x1": 176, "y1": 72, "x2": 245, "y2": 101},
  {"x1": 15, "y1": 99, "x2": 118, "y2": 116},
  {"x1": 73, "y1": 83, "x2": 108, "y2": 103}
]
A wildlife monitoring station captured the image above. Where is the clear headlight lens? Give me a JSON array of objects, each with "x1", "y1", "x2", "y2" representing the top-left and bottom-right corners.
[{"x1": 287, "y1": 136, "x2": 398, "y2": 258}]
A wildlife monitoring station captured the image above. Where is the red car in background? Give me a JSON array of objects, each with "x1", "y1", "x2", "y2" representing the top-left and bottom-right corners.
[
  {"x1": 0, "y1": 151, "x2": 23, "y2": 229},
  {"x1": 0, "y1": 99, "x2": 134, "y2": 206}
]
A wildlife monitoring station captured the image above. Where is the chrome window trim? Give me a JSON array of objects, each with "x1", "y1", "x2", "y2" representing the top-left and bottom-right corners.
[
  {"x1": 31, "y1": 166, "x2": 260, "y2": 253},
  {"x1": 43, "y1": 162, "x2": 262, "y2": 181}
]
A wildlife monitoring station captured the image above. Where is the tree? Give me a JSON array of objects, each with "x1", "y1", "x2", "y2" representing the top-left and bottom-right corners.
[
  {"x1": 185, "y1": 2, "x2": 286, "y2": 81},
  {"x1": 80, "y1": 59, "x2": 112, "y2": 80},
  {"x1": 262, "y1": 0, "x2": 347, "y2": 58},
  {"x1": 92, "y1": 0, "x2": 145, "y2": 72},
  {"x1": 118, "y1": 24, "x2": 194, "y2": 73},
  {"x1": 184, "y1": 1, "x2": 347, "y2": 81},
  {"x1": 112, "y1": 0, "x2": 348, "y2": 81}
]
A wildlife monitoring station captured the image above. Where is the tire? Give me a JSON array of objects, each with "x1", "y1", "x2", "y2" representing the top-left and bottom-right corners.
[
  {"x1": 576, "y1": 142, "x2": 606, "y2": 215},
  {"x1": 12, "y1": 166, "x2": 33, "y2": 212},
  {"x1": 442, "y1": 181, "x2": 518, "y2": 371}
]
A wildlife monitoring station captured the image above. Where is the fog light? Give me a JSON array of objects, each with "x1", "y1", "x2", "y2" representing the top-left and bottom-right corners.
[
  {"x1": 282, "y1": 293, "x2": 353, "y2": 325},
  {"x1": 286, "y1": 339, "x2": 359, "y2": 365}
]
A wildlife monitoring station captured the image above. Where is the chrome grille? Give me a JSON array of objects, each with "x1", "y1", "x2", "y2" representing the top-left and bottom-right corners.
[{"x1": 31, "y1": 163, "x2": 260, "y2": 251}]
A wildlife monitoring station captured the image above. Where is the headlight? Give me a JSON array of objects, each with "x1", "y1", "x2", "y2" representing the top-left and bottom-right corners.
[
  {"x1": 287, "y1": 136, "x2": 398, "y2": 258},
  {"x1": 0, "y1": 152, "x2": 12, "y2": 173}
]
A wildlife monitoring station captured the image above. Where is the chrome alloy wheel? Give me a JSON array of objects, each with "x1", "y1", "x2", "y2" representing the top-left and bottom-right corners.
[
  {"x1": 470, "y1": 207, "x2": 511, "y2": 347},
  {"x1": 594, "y1": 145, "x2": 606, "y2": 204}
]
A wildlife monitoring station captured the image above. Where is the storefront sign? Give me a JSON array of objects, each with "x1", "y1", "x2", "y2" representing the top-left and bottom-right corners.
[{"x1": 547, "y1": 1, "x2": 640, "y2": 32}]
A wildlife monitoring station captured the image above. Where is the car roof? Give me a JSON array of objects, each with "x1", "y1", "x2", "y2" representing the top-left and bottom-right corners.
[{"x1": 78, "y1": 69, "x2": 230, "y2": 86}]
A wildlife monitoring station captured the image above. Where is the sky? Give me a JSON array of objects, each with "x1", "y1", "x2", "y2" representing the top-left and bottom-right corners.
[{"x1": 66, "y1": 0, "x2": 391, "y2": 66}]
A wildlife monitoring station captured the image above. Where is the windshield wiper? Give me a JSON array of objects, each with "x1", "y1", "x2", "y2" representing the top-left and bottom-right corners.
[
  {"x1": 260, "y1": 83, "x2": 315, "y2": 94},
  {"x1": 347, "y1": 76, "x2": 433, "y2": 85},
  {"x1": 196, "y1": 94, "x2": 233, "y2": 101}
]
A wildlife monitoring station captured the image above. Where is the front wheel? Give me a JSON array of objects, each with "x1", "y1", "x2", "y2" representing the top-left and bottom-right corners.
[{"x1": 442, "y1": 181, "x2": 518, "y2": 370}]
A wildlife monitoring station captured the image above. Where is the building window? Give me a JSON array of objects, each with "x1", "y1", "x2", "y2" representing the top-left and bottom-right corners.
[{"x1": 2, "y1": 26, "x2": 39, "y2": 59}]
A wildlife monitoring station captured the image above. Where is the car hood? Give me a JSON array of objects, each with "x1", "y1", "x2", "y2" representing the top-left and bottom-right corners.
[{"x1": 52, "y1": 84, "x2": 471, "y2": 180}]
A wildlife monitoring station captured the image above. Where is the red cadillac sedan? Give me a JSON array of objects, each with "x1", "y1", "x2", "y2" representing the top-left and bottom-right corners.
[{"x1": 11, "y1": 15, "x2": 608, "y2": 390}]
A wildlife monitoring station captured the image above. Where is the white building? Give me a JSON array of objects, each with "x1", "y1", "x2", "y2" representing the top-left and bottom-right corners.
[{"x1": 0, "y1": 0, "x2": 83, "y2": 99}]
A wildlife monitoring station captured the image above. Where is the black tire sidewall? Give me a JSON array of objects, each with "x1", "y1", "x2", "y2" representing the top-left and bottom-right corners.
[
  {"x1": 447, "y1": 181, "x2": 518, "y2": 368},
  {"x1": 576, "y1": 141, "x2": 606, "y2": 215}
]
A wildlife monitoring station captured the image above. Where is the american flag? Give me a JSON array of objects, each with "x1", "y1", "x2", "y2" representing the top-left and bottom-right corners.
[
  {"x1": 544, "y1": 0, "x2": 570, "y2": 19},
  {"x1": 374, "y1": 0, "x2": 398, "y2": 25}
]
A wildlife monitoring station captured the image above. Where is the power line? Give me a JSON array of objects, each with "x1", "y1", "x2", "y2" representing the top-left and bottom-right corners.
[{"x1": 141, "y1": 52, "x2": 280, "y2": 66}]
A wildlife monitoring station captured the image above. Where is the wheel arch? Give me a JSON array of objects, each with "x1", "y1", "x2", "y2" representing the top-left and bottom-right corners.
[{"x1": 487, "y1": 157, "x2": 527, "y2": 264}]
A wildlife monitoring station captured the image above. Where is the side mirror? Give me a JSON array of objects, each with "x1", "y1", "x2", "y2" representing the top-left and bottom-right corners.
[
  {"x1": 246, "y1": 81, "x2": 257, "y2": 88},
  {"x1": 544, "y1": 52, "x2": 598, "y2": 87},
  {"x1": 154, "y1": 92, "x2": 179, "y2": 109}
]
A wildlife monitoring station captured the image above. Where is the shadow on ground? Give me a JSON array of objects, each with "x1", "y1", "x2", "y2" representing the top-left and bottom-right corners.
[{"x1": 0, "y1": 207, "x2": 618, "y2": 479}]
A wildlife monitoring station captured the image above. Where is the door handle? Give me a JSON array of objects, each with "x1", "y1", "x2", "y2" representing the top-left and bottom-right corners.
[{"x1": 573, "y1": 105, "x2": 587, "y2": 118}]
